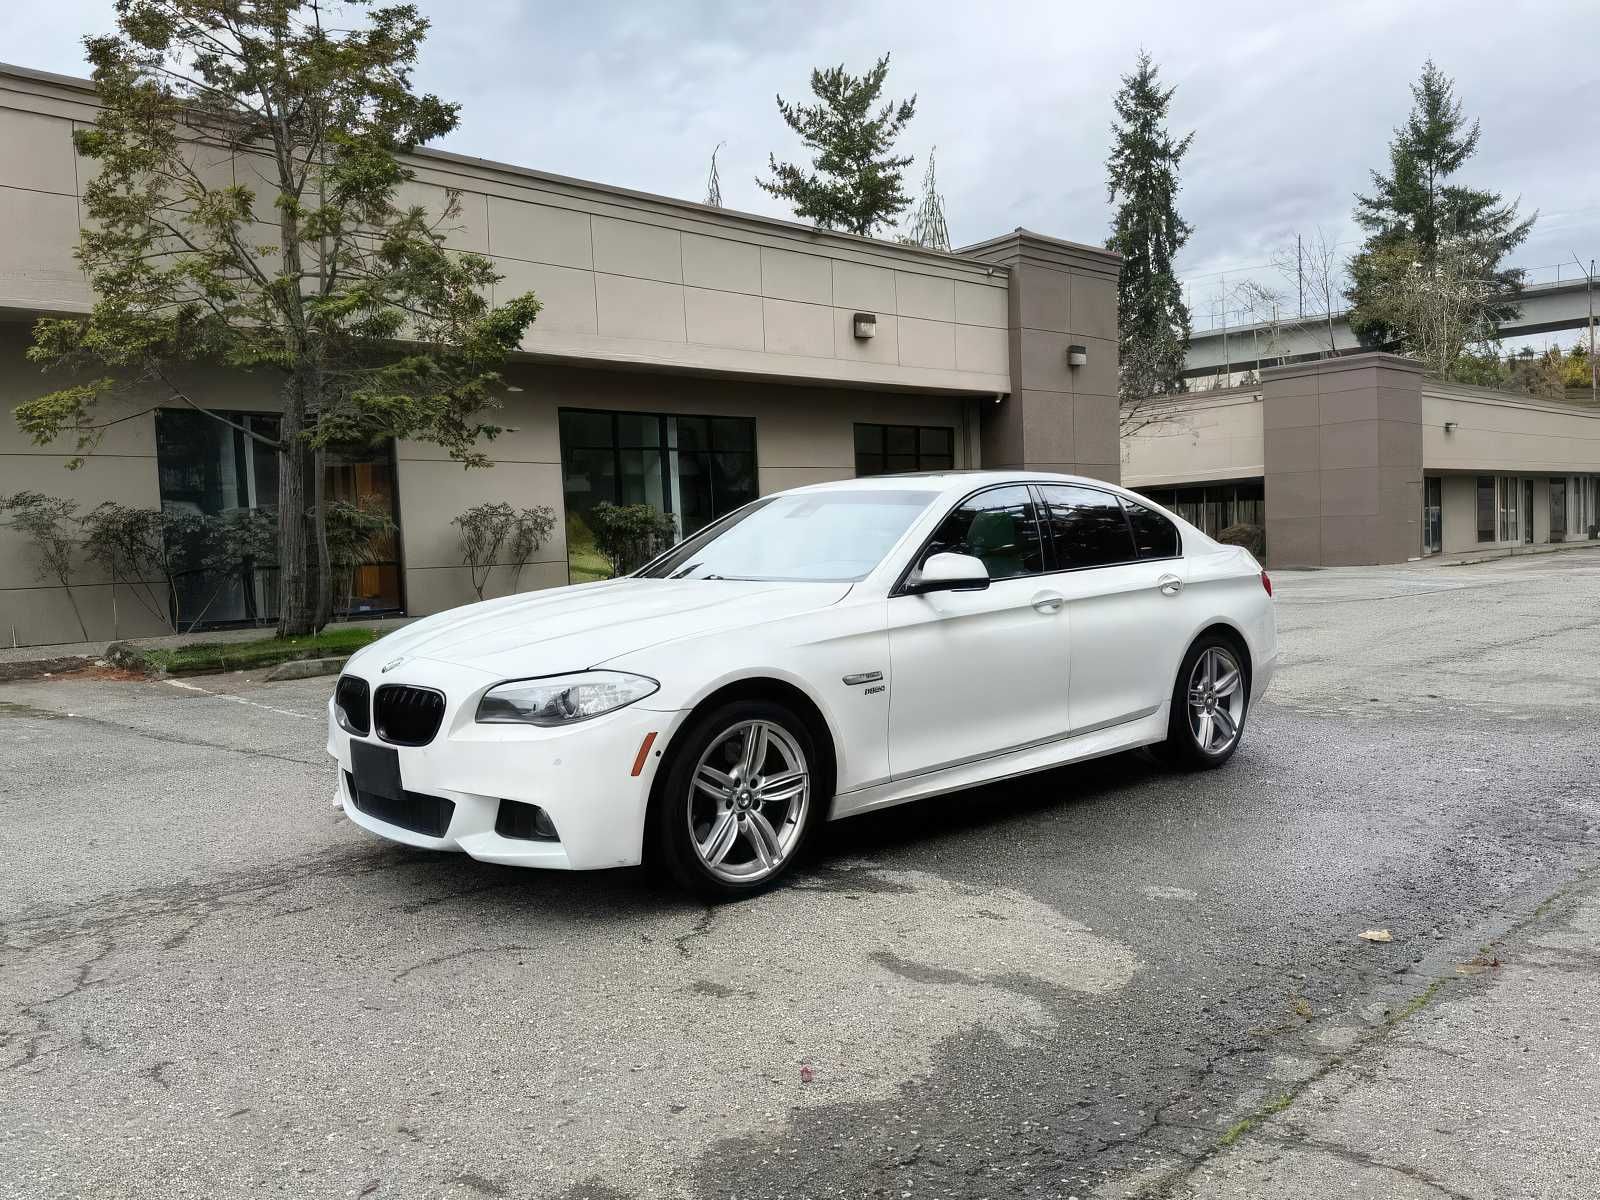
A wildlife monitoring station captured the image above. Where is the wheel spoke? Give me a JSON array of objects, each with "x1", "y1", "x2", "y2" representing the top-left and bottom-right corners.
[
  {"x1": 1213, "y1": 668, "x2": 1241, "y2": 697},
  {"x1": 694, "y1": 764, "x2": 735, "y2": 799},
  {"x1": 1195, "y1": 712, "x2": 1213, "y2": 750},
  {"x1": 699, "y1": 809, "x2": 739, "y2": 865},
  {"x1": 757, "y1": 769, "x2": 806, "y2": 805},
  {"x1": 1206, "y1": 649, "x2": 1219, "y2": 688},
  {"x1": 1212, "y1": 706, "x2": 1237, "y2": 741},
  {"x1": 740, "y1": 723, "x2": 767, "y2": 780},
  {"x1": 746, "y1": 811, "x2": 781, "y2": 868}
]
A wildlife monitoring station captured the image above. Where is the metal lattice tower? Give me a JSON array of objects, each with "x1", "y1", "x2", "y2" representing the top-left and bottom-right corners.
[
  {"x1": 705, "y1": 142, "x2": 725, "y2": 208},
  {"x1": 905, "y1": 148, "x2": 950, "y2": 251}
]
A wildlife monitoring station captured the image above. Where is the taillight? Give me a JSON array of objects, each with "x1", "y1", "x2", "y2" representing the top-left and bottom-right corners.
[{"x1": 1260, "y1": 570, "x2": 1273, "y2": 597}]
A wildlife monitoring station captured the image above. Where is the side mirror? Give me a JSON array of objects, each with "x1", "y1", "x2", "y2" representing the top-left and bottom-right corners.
[{"x1": 905, "y1": 551, "x2": 990, "y2": 595}]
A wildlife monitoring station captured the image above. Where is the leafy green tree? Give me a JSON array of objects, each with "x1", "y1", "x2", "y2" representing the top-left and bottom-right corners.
[
  {"x1": 759, "y1": 54, "x2": 917, "y2": 237},
  {"x1": 1105, "y1": 51, "x2": 1194, "y2": 417},
  {"x1": 1348, "y1": 60, "x2": 1534, "y2": 347},
  {"x1": 18, "y1": 0, "x2": 541, "y2": 636}
]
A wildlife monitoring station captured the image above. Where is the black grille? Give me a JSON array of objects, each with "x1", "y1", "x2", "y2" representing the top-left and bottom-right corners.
[
  {"x1": 334, "y1": 675, "x2": 370, "y2": 735},
  {"x1": 345, "y1": 769, "x2": 456, "y2": 837},
  {"x1": 374, "y1": 684, "x2": 446, "y2": 746}
]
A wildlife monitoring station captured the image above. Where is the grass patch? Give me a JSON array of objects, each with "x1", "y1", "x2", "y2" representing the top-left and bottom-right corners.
[
  {"x1": 567, "y1": 543, "x2": 614, "y2": 584},
  {"x1": 1218, "y1": 1093, "x2": 1294, "y2": 1147},
  {"x1": 137, "y1": 626, "x2": 383, "y2": 675},
  {"x1": 1388, "y1": 977, "x2": 1447, "y2": 1024}
]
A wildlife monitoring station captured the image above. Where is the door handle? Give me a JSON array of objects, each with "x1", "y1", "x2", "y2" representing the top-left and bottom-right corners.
[
  {"x1": 1031, "y1": 591, "x2": 1065, "y2": 614},
  {"x1": 1157, "y1": 574, "x2": 1183, "y2": 596}
]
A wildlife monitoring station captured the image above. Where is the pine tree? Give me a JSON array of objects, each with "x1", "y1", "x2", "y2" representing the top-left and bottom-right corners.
[
  {"x1": 1347, "y1": 60, "x2": 1535, "y2": 347},
  {"x1": 901, "y1": 148, "x2": 951, "y2": 251},
  {"x1": 19, "y1": 0, "x2": 540, "y2": 636},
  {"x1": 759, "y1": 54, "x2": 916, "y2": 237},
  {"x1": 1106, "y1": 51, "x2": 1194, "y2": 409},
  {"x1": 705, "y1": 142, "x2": 725, "y2": 207}
]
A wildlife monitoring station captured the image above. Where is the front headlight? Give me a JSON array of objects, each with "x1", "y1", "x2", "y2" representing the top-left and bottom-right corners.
[{"x1": 475, "y1": 671, "x2": 659, "y2": 726}]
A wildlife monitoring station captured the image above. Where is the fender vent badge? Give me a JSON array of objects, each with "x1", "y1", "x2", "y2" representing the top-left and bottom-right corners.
[{"x1": 842, "y1": 671, "x2": 884, "y2": 687}]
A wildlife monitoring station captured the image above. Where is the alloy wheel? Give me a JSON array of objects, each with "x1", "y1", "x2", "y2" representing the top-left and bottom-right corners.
[
  {"x1": 1187, "y1": 646, "x2": 1246, "y2": 756},
  {"x1": 687, "y1": 719, "x2": 810, "y2": 884}
]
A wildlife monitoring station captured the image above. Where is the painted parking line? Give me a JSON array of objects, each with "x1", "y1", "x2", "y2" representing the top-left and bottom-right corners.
[{"x1": 164, "y1": 678, "x2": 320, "y2": 722}]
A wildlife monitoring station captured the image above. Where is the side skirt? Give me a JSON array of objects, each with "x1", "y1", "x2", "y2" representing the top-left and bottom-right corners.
[{"x1": 829, "y1": 705, "x2": 1170, "y2": 821}]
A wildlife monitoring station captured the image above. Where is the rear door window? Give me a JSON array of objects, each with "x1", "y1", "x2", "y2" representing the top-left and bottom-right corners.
[
  {"x1": 1121, "y1": 498, "x2": 1181, "y2": 559},
  {"x1": 1038, "y1": 485, "x2": 1138, "y2": 569}
]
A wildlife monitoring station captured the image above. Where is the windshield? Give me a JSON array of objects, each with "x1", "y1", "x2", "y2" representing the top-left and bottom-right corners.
[{"x1": 640, "y1": 489, "x2": 937, "y2": 582}]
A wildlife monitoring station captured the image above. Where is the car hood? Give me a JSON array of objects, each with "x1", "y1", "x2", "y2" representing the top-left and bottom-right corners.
[{"x1": 353, "y1": 577, "x2": 854, "y2": 680}]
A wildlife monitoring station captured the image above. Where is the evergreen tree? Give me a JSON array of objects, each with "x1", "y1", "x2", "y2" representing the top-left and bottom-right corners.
[
  {"x1": 1347, "y1": 60, "x2": 1534, "y2": 346},
  {"x1": 19, "y1": 0, "x2": 540, "y2": 635},
  {"x1": 759, "y1": 54, "x2": 916, "y2": 237},
  {"x1": 1105, "y1": 51, "x2": 1194, "y2": 407},
  {"x1": 901, "y1": 148, "x2": 951, "y2": 251}
]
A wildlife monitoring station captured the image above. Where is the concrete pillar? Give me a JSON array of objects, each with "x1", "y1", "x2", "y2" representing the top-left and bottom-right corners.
[
  {"x1": 960, "y1": 229, "x2": 1122, "y2": 482},
  {"x1": 1262, "y1": 352, "x2": 1424, "y2": 566}
]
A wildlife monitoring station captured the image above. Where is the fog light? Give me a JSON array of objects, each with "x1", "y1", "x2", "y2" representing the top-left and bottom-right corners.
[{"x1": 496, "y1": 799, "x2": 559, "y2": 841}]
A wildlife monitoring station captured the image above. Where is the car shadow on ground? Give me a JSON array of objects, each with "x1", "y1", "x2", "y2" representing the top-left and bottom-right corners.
[{"x1": 335, "y1": 749, "x2": 1174, "y2": 929}]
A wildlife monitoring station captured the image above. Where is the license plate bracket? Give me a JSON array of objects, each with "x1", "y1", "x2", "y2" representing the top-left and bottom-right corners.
[{"x1": 350, "y1": 740, "x2": 403, "y2": 801}]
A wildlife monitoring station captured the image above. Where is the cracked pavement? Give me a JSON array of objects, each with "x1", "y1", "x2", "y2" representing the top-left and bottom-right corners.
[{"x1": 2, "y1": 550, "x2": 1599, "y2": 1199}]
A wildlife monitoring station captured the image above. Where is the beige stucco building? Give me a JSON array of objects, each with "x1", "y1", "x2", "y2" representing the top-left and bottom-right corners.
[
  {"x1": 0, "y1": 62, "x2": 1122, "y2": 647},
  {"x1": 1125, "y1": 353, "x2": 1600, "y2": 566}
]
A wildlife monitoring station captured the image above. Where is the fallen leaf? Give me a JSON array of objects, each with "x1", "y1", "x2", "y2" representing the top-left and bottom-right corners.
[
  {"x1": 1358, "y1": 929, "x2": 1393, "y2": 943},
  {"x1": 799, "y1": 1064, "x2": 814, "y2": 1084}
]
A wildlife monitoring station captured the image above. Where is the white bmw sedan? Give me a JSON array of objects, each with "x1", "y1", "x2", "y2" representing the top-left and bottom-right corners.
[{"x1": 329, "y1": 472, "x2": 1276, "y2": 898}]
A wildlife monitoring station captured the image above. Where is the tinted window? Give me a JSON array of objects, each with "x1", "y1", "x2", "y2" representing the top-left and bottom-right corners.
[
  {"x1": 1121, "y1": 498, "x2": 1180, "y2": 558},
  {"x1": 1039, "y1": 485, "x2": 1138, "y2": 569},
  {"x1": 922, "y1": 486, "x2": 1045, "y2": 580}
]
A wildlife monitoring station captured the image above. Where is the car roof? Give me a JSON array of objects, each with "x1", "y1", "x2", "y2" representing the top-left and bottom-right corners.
[{"x1": 783, "y1": 470, "x2": 1132, "y2": 498}]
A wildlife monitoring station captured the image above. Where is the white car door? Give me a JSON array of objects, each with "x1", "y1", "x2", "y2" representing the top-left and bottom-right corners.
[
  {"x1": 885, "y1": 484, "x2": 1072, "y2": 779},
  {"x1": 1035, "y1": 484, "x2": 1193, "y2": 734}
]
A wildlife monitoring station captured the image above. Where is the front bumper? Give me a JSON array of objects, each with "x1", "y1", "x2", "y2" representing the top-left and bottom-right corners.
[{"x1": 327, "y1": 662, "x2": 683, "y2": 870}]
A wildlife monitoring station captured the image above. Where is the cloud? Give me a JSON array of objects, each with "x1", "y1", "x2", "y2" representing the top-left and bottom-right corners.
[{"x1": 5, "y1": 0, "x2": 1594, "y2": 318}]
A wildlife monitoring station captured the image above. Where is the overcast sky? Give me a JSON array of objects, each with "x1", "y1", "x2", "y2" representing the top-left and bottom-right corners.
[{"x1": 5, "y1": 0, "x2": 1596, "y2": 335}]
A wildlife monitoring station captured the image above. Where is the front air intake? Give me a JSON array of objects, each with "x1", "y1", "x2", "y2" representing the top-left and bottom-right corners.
[
  {"x1": 334, "y1": 675, "x2": 371, "y2": 735},
  {"x1": 374, "y1": 684, "x2": 446, "y2": 747}
]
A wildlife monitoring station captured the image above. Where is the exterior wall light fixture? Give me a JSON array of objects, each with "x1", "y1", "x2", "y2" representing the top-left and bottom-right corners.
[
  {"x1": 1066, "y1": 344, "x2": 1088, "y2": 368},
  {"x1": 1444, "y1": 421, "x2": 1458, "y2": 433},
  {"x1": 852, "y1": 312, "x2": 877, "y2": 340}
]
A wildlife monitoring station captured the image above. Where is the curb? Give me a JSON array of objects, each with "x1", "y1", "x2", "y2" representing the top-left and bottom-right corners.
[{"x1": 263, "y1": 656, "x2": 351, "y2": 682}]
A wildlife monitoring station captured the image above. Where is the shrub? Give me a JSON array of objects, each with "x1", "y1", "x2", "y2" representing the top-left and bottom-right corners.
[
  {"x1": 588, "y1": 502, "x2": 678, "y2": 577},
  {"x1": 0, "y1": 491, "x2": 88, "y2": 639},
  {"x1": 80, "y1": 502, "x2": 221, "y2": 633},
  {"x1": 1218, "y1": 522, "x2": 1266, "y2": 559},
  {"x1": 327, "y1": 496, "x2": 398, "y2": 613},
  {"x1": 453, "y1": 501, "x2": 558, "y2": 600}
]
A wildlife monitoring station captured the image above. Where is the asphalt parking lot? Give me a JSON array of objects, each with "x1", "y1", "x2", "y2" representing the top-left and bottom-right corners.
[{"x1": 3, "y1": 550, "x2": 1599, "y2": 1200}]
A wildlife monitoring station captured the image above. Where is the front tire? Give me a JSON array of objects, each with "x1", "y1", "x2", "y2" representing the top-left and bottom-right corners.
[
  {"x1": 650, "y1": 700, "x2": 820, "y2": 900},
  {"x1": 1156, "y1": 635, "x2": 1249, "y2": 769}
]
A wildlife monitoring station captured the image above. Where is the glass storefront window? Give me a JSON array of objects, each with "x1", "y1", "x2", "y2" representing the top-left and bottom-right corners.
[
  {"x1": 559, "y1": 409, "x2": 758, "y2": 582},
  {"x1": 155, "y1": 409, "x2": 403, "y2": 629}
]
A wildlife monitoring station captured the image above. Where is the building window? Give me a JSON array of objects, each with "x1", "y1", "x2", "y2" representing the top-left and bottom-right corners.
[
  {"x1": 1476, "y1": 476, "x2": 1495, "y2": 543},
  {"x1": 558, "y1": 409, "x2": 757, "y2": 581},
  {"x1": 155, "y1": 409, "x2": 403, "y2": 629},
  {"x1": 854, "y1": 424, "x2": 955, "y2": 476},
  {"x1": 1497, "y1": 475, "x2": 1519, "y2": 543}
]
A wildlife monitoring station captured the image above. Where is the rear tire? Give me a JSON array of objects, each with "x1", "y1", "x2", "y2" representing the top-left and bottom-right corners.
[
  {"x1": 1155, "y1": 634, "x2": 1249, "y2": 770},
  {"x1": 649, "y1": 700, "x2": 821, "y2": 901}
]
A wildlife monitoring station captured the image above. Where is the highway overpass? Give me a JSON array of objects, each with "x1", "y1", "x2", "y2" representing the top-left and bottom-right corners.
[{"x1": 1183, "y1": 276, "x2": 1595, "y2": 380}]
